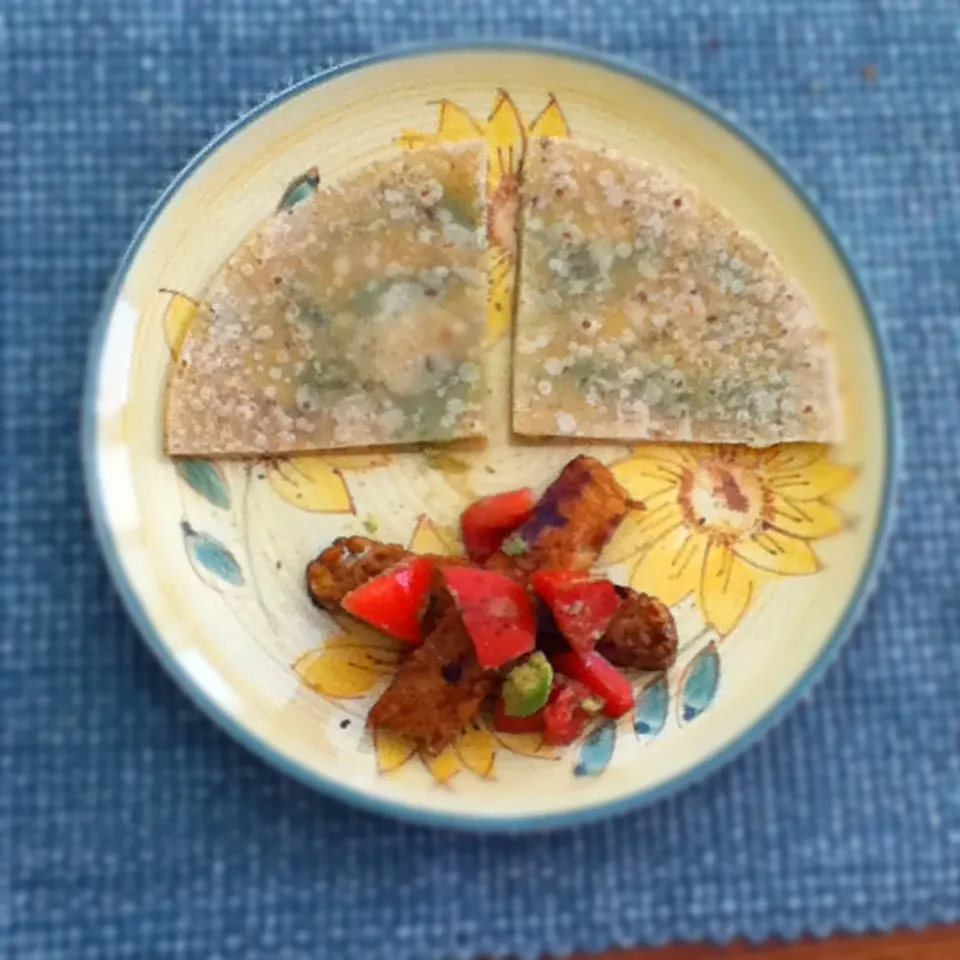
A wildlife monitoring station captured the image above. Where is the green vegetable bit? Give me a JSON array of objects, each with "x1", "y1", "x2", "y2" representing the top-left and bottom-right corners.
[
  {"x1": 502, "y1": 652, "x2": 554, "y2": 718},
  {"x1": 500, "y1": 535, "x2": 529, "y2": 557}
]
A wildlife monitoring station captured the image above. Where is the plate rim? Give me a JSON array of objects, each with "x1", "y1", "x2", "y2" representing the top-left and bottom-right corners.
[{"x1": 81, "y1": 39, "x2": 900, "y2": 833}]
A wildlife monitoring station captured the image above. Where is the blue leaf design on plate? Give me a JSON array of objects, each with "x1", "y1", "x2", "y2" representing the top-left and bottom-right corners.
[
  {"x1": 679, "y1": 642, "x2": 720, "y2": 724},
  {"x1": 278, "y1": 167, "x2": 320, "y2": 210},
  {"x1": 176, "y1": 460, "x2": 230, "y2": 510},
  {"x1": 634, "y1": 674, "x2": 669, "y2": 740},
  {"x1": 182, "y1": 522, "x2": 244, "y2": 587},
  {"x1": 574, "y1": 720, "x2": 616, "y2": 777}
]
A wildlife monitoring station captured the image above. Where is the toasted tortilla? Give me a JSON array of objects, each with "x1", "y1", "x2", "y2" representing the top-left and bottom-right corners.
[
  {"x1": 165, "y1": 143, "x2": 488, "y2": 457},
  {"x1": 512, "y1": 139, "x2": 842, "y2": 446}
]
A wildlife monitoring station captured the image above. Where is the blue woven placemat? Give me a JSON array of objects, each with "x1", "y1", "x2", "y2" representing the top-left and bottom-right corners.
[{"x1": 3, "y1": 2, "x2": 960, "y2": 958}]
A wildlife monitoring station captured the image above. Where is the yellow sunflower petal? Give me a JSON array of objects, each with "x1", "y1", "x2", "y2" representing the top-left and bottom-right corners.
[
  {"x1": 267, "y1": 457, "x2": 355, "y2": 513},
  {"x1": 493, "y1": 732, "x2": 559, "y2": 759},
  {"x1": 455, "y1": 728, "x2": 498, "y2": 779},
  {"x1": 423, "y1": 746, "x2": 462, "y2": 784},
  {"x1": 766, "y1": 458, "x2": 858, "y2": 503},
  {"x1": 611, "y1": 455, "x2": 685, "y2": 501},
  {"x1": 161, "y1": 291, "x2": 200, "y2": 360},
  {"x1": 397, "y1": 132, "x2": 439, "y2": 150},
  {"x1": 767, "y1": 493, "x2": 846, "y2": 540},
  {"x1": 331, "y1": 616, "x2": 406, "y2": 650},
  {"x1": 528, "y1": 94, "x2": 571, "y2": 138},
  {"x1": 733, "y1": 529, "x2": 822, "y2": 576},
  {"x1": 698, "y1": 543, "x2": 763, "y2": 637},
  {"x1": 715, "y1": 444, "x2": 763, "y2": 468},
  {"x1": 484, "y1": 89, "x2": 522, "y2": 348},
  {"x1": 628, "y1": 443, "x2": 702, "y2": 468},
  {"x1": 323, "y1": 453, "x2": 392, "y2": 471},
  {"x1": 630, "y1": 525, "x2": 708, "y2": 607},
  {"x1": 408, "y1": 514, "x2": 462, "y2": 557},
  {"x1": 629, "y1": 491, "x2": 688, "y2": 542},
  {"x1": 293, "y1": 635, "x2": 401, "y2": 699},
  {"x1": 433, "y1": 99, "x2": 485, "y2": 142},
  {"x1": 761, "y1": 443, "x2": 827, "y2": 471},
  {"x1": 374, "y1": 730, "x2": 418, "y2": 773},
  {"x1": 485, "y1": 90, "x2": 525, "y2": 184},
  {"x1": 603, "y1": 510, "x2": 652, "y2": 564},
  {"x1": 486, "y1": 273, "x2": 514, "y2": 346},
  {"x1": 424, "y1": 450, "x2": 479, "y2": 500},
  {"x1": 603, "y1": 494, "x2": 686, "y2": 565},
  {"x1": 399, "y1": 98, "x2": 485, "y2": 150},
  {"x1": 424, "y1": 450, "x2": 472, "y2": 474}
]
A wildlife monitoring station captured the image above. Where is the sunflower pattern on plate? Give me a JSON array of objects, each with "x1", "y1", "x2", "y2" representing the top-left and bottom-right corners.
[
  {"x1": 264, "y1": 453, "x2": 391, "y2": 514},
  {"x1": 605, "y1": 444, "x2": 858, "y2": 637}
]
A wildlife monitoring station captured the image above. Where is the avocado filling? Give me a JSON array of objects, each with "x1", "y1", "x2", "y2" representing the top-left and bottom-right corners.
[{"x1": 502, "y1": 652, "x2": 554, "y2": 718}]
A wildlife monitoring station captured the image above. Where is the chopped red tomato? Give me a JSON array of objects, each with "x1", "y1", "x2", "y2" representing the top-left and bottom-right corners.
[
  {"x1": 531, "y1": 571, "x2": 622, "y2": 653},
  {"x1": 441, "y1": 567, "x2": 536, "y2": 669},
  {"x1": 554, "y1": 651, "x2": 635, "y2": 719},
  {"x1": 530, "y1": 570, "x2": 589, "y2": 591},
  {"x1": 493, "y1": 700, "x2": 545, "y2": 734},
  {"x1": 460, "y1": 488, "x2": 536, "y2": 563},
  {"x1": 542, "y1": 680, "x2": 594, "y2": 746},
  {"x1": 341, "y1": 557, "x2": 433, "y2": 645}
]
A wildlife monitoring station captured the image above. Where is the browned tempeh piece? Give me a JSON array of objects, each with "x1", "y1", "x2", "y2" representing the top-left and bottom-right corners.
[
  {"x1": 598, "y1": 588, "x2": 678, "y2": 671},
  {"x1": 305, "y1": 537, "x2": 411, "y2": 612},
  {"x1": 307, "y1": 538, "x2": 488, "y2": 752},
  {"x1": 486, "y1": 455, "x2": 631, "y2": 576},
  {"x1": 368, "y1": 588, "x2": 494, "y2": 753}
]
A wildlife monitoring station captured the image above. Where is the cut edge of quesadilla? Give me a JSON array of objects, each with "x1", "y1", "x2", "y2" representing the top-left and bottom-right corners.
[
  {"x1": 511, "y1": 138, "x2": 843, "y2": 448},
  {"x1": 164, "y1": 142, "x2": 490, "y2": 459}
]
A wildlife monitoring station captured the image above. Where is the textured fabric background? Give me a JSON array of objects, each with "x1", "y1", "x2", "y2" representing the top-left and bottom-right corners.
[{"x1": 2, "y1": 2, "x2": 960, "y2": 958}]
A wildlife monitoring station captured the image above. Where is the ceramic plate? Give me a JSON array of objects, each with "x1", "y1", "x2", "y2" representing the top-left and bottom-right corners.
[{"x1": 83, "y1": 42, "x2": 896, "y2": 831}]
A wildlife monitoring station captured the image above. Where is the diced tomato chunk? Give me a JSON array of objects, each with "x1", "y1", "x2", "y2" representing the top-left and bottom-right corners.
[
  {"x1": 542, "y1": 680, "x2": 594, "y2": 745},
  {"x1": 531, "y1": 571, "x2": 622, "y2": 653},
  {"x1": 553, "y1": 651, "x2": 635, "y2": 719},
  {"x1": 340, "y1": 557, "x2": 433, "y2": 645},
  {"x1": 530, "y1": 570, "x2": 590, "y2": 592},
  {"x1": 441, "y1": 567, "x2": 537, "y2": 669},
  {"x1": 460, "y1": 488, "x2": 536, "y2": 563},
  {"x1": 493, "y1": 699, "x2": 545, "y2": 734}
]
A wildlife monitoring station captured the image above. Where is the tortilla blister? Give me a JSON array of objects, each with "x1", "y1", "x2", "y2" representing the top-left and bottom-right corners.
[
  {"x1": 165, "y1": 142, "x2": 488, "y2": 457},
  {"x1": 512, "y1": 139, "x2": 843, "y2": 446}
]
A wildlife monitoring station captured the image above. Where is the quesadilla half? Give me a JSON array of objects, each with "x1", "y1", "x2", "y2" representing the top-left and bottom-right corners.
[
  {"x1": 512, "y1": 139, "x2": 842, "y2": 446},
  {"x1": 165, "y1": 143, "x2": 488, "y2": 457}
]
